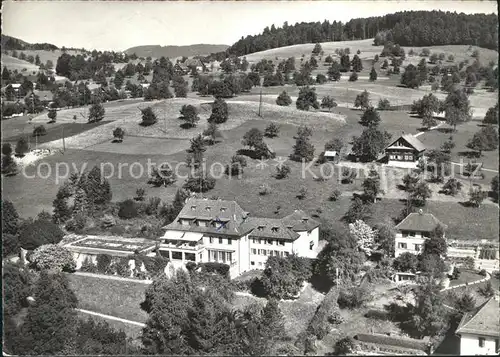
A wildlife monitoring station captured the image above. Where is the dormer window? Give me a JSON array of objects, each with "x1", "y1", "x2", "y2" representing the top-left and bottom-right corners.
[
  {"x1": 191, "y1": 205, "x2": 196, "y2": 210},
  {"x1": 220, "y1": 207, "x2": 226, "y2": 213},
  {"x1": 257, "y1": 226, "x2": 264, "y2": 231},
  {"x1": 302, "y1": 218, "x2": 308, "y2": 223},
  {"x1": 271, "y1": 227, "x2": 279, "y2": 233},
  {"x1": 205, "y1": 206, "x2": 211, "y2": 212}
]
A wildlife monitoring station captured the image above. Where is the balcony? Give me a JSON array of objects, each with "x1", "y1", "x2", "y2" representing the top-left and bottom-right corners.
[{"x1": 159, "y1": 239, "x2": 204, "y2": 252}]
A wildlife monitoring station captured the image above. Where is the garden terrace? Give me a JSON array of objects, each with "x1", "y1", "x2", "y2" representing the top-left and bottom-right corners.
[
  {"x1": 354, "y1": 333, "x2": 431, "y2": 355},
  {"x1": 63, "y1": 235, "x2": 157, "y2": 257}
]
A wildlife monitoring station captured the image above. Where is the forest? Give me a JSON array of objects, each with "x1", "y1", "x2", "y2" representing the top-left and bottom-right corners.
[{"x1": 222, "y1": 11, "x2": 498, "y2": 57}]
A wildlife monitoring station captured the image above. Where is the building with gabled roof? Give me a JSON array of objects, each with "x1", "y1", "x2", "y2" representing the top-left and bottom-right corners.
[
  {"x1": 394, "y1": 210, "x2": 446, "y2": 257},
  {"x1": 456, "y1": 296, "x2": 500, "y2": 355},
  {"x1": 159, "y1": 197, "x2": 320, "y2": 277},
  {"x1": 385, "y1": 133, "x2": 426, "y2": 168}
]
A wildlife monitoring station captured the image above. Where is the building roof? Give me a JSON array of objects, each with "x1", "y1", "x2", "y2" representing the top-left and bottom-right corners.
[
  {"x1": 242, "y1": 217, "x2": 300, "y2": 241},
  {"x1": 324, "y1": 150, "x2": 338, "y2": 157},
  {"x1": 456, "y1": 297, "x2": 500, "y2": 337},
  {"x1": 184, "y1": 58, "x2": 205, "y2": 68},
  {"x1": 386, "y1": 134, "x2": 426, "y2": 152},
  {"x1": 395, "y1": 211, "x2": 445, "y2": 232},
  {"x1": 163, "y1": 199, "x2": 318, "y2": 240},
  {"x1": 25, "y1": 90, "x2": 54, "y2": 101}
]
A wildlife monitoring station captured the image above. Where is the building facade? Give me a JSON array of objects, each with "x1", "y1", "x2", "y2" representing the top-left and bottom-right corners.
[
  {"x1": 385, "y1": 134, "x2": 426, "y2": 168},
  {"x1": 394, "y1": 210, "x2": 445, "y2": 258},
  {"x1": 159, "y1": 198, "x2": 320, "y2": 278},
  {"x1": 456, "y1": 297, "x2": 500, "y2": 355}
]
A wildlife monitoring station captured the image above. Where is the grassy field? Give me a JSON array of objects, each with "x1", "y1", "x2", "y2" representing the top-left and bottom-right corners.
[
  {"x1": 449, "y1": 270, "x2": 485, "y2": 287},
  {"x1": 5, "y1": 49, "x2": 82, "y2": 67},
  {"x1": 443, "y1": 274, "x2": 500, "y2": 307},
  {"x1": 67, "y1": 273, "x2": 149, "y2": 323},
  {"x1": 2, "y1": 54, "x2": 41, "y2": 72}
]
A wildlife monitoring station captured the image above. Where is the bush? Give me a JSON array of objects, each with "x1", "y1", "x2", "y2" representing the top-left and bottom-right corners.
[
  {"x1": 329, "y1": 189, "x2": 341, "y2": 201},
  {"x1": 275, "y1": 164, "x2": 291, "y2": 179},
  {"x1": 113, "y1": 257, "x2": 131, "y2": 277},
  {"x1": 199, "y1": 262, "x2": 230, "y2": 279},
  {"x1": 231, "y1": 155, "x2": 247, "y2": 168},
  {"x1": 140, "y1": 255, "x2": 170, "y2": 277},
  {"x1": 259, "y1": 183, "x2": 272, "y2": 196},
  {"x1": 135, "y1": 188, "x2": 146, "y2": 201},
  {"x1": 118, "y1": 199, "x2": 138, "y2": 219},
  {"x1": 145, "y1": 196, "x2": 161, "y2": 216},
  {"x1": 338, "y1": 285, "x2": 373, "y2": 309},
  {"x1": 64, "y1": 213, "x2": 86, "y2": 232},
  {"x1": 335, "y1": 336, "x2": 357, "y2": 355},
  {"x1": 479, "y1": 269, "x2": 487, "y2": 276},
  {"x1": 30, "y1": 244, "x2": 76, "y2": 272},
  {"x1": 32, "y1": 125, "x2": 47, "y2": 137},
  {"x1": 96, "y1": 254, "x2": 113, "y2": 274},
  {"x1": 80, "y1": 257, "x2": 98, "y2": 273},
  {"x1": 377, "y1": 98, "x2": 391, "y2": 111},
  {"x1": 478, "y1": 281, "x2": 494, "y2": 297},
  {"x1": 19, "y1": 219, "x2": 64, "y2": 250}
]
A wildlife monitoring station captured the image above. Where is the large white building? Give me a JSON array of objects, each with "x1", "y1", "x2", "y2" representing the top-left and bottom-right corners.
[
  {"x1": 158, "y1": 198, "x2": 320, "y2": 278},
  {"x1": 456, "y1": 296, "x2": 499, "y2": 355}
]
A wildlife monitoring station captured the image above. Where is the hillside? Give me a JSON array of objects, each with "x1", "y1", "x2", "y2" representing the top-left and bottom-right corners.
[
  {"x1": 1, "y1": 54, "x2": 41, "y2": 73},
  {"x1": 124, "y1": 44, "x2": 229, "y2": 59},
  {"x1": 1, "y1": 34, "x2": 58, "y2": 51}
]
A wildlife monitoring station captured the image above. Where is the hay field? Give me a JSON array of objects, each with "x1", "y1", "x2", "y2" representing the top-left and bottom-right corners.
[
  {"x1": 1, "y1": 54, "x2": 40, "y2": 72},
  {"x1": 6, "y1": 49, "x2": 82, "y2": 66}
]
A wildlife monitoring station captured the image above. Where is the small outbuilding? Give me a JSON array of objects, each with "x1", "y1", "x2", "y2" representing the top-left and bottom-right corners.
[{"x1": 324, "y1": 150, "x2": 340, "y2": 163}]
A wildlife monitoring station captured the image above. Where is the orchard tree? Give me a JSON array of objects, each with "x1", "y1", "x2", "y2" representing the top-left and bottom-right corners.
[
  {"x1": 354, "y1": 90, "x2": 370, "y2": 110},
  {"x1": 327, "y1": 61, "x2": 341, "y2": 81},
  {"x1": 444, "y1": 88, "x2": 472, "y2": 130},
  {"x1": 401, "y1": 64, "x2": 421, "y2": 88},
  {"x1": 47, "y1": 109, "x2": 57, "y2": 123},
  {"x1": 203, "y1": 121, "x2": 221, "y2": 145},
  {"x1": 276, "y1": 91, "x2": 292, "y2": 106},
  {"x1": 88, "y1": 101, "x2": 105, "y2": 123},
  {"x1": 242, "y1": 128, "x2": 264, "y2": 150},
  {"x1": 359, "y1": 107, "x2": 381, "y2": 127},
  {"x1": 112, "y1": 127, "x2": 125, "y2": 142},
  {"x1": 351, "y1": 127, "x2": 391, "y2": 162},
  {"x1": 348, "y1": 219, "x2": 376, "y2": 255},
  {"x1": 186, "y1": 134, "x2": 207, "y2": 167},
  {"x1": 290, "y1": 126, "x2": 315, "y2": 162},
  {"x1": 410, "y1": 181, "x2": 432, "y2": 206},
  {"x1": 296, "y1": 86, "x2": 319, "y2": 111},
  {"x1": 440, "y1": 136, "x2": 455, "y2": 153},
  {"x1": 369, "y1": 67, "x2": 377, "y2": 81},
  {"x1": 148, "y1": 164, "x2": 177, "y2": 187},
  {"x1": 179, "y1": 104, "x2": 200, "y2": 128},
  {"x1": 467, "y1": 126, "x2": 498, "y2": 156},
  {"x1": 321, "y1": 96, "x2": 337, "y2": 112},
  {"x1": 209, "y1": 98, "x2": 228, "y2": 124},
  {"x1": 342, "y1": 196, "x2": 373, "y2": 224},
  {"x1": 264, "y1": 123, "x2": 280, "y2": 138},
  {"x1": 140, "y1": 106, "x2": 157, "y2": 126}
]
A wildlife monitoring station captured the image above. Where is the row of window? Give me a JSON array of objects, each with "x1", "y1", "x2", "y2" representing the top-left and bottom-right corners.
[
  {"x1": 251, "y1": 249, "x2": 289, "y2": 257},
  {"x1": 208, "y1": 237, "x2": 232, "y2": 245},
  {"x1": 401, "y1": 231, "x2": 430, "y2": 238},
  {"x1": 207, "y1": 249, "x2": 233, "y2": 263},
  {"x1": 389, "y1": 154, "x2": 414, "y2": 161},
  {"x1": 398, "y1": 242, "x2": 421, "y2": 251},
  {"x1": 251, "y1": 238, "x2": 286, "y2": 246}
]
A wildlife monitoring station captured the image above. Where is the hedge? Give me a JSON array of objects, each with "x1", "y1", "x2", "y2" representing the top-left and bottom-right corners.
[
  {"x1": 307, "y1": 287, "x2": 340, "y2": 340},
  {"x1": 80, "y1": 257, "x2": 98, "y2": 273},
  {"x1": 132, "y1": 254, "x2": 170, "y2": 277},
  {"x1": 355, "y1": 333, "x2": 429, "y2": 352},
  {"x1": 198, "y1": 262, "x2": 230, "y2": 279}
]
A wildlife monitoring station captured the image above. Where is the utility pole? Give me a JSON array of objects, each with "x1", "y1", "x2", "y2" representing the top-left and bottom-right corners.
[
  {"x1": 258, "y1": 86, "x2": 263, "y2": 117},
  {"x1": 164, "y1": 100, "x2": 167, "y2": 134},
  {"x1": 62, "y1": 126, "x2": 66, "y2": 153}
]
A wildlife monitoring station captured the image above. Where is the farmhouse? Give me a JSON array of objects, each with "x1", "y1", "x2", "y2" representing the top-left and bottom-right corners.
[
  {"x1": 394, "y1": 210, "x2": 445, "y2": 258},
  {"x1": 384, "y1": 133, "x2": 425, "y2": 168},
  {"x1": 159, "y1": 198, "x2": 320, "y2": 278},
  {"x1": 174, "y1": 58, "x2": 208, "y2": 75},
  {"x1": 26, "y1": 90, "x2": 54, "y2": 105},
  {"x1": 455, "y1": 296, "x2": 500, "y2": 355}
]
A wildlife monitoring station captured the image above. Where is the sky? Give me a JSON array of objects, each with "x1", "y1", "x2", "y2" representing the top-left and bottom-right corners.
[{"x1": 2, "y1": 1, "x2": 498, "y2": 51}]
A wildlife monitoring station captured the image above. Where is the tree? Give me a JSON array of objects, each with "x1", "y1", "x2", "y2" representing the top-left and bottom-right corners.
[
  {"x1": 30, "y1": 244, "x2": 76, "y2": 272},
  {"x1": 377, "y1": 98, "x2": 391, "y2": 110},
  {"x1": 242, "y1": 128, "x2": 264, "y2": 150},
  {"x1": 47, "y1": 108, "x2": 57, "y2": 123},
  {"x1": 468, "y1": 186, "x2": 488, "y2": 207},
  {"x1": 203, "y1": 121, "x2": 221, "y2": 144},
  {"x1": 17, "y1": 271, "x2": 78, "y2": 355},
  {"x1": 444, "y1": 89, "x2": 472, "y2": 130},
  {"x1": 423, "y1": 226, "x2": 447, "y2": 257},
  {"x1": 362, "y1": 167, "x2": 382, "y2": 203},
  {"x1": 312, "y1": 43, "x2": 322, "y2": 55},
  {"x1": 276, "y1": 91, "x2": 292, "y2": 106},
  {"x1": 32, "y1": 125, "x2": 47, "y2": 137},
  {"x1": 440, "y1": 135, "x2": 455, "y2": 153},
  {"x1": 483, "y1": 103, "x2": 498, "y2": 125},
  {"x1": 401, "y1": 64, "x2": 421, "y2": 88},
  {"x1": 321, "y1": 96, "x2": 337, "y2": 111},
  {"x1": 186, "y1": 134, "x2": 207, "y2": 167},
  {"x1": 340, "y1": 54, "x2": 350, "y2": 72},
  {"x1": 369, "y1": 67, "x2": 377, "y2": 81},
  {"x1": 290, "y1": 125, "x2": 315, "y2": 162},
  {"x1": 2, "y1": 142, "x2": 13, "y2": 157},
  {"x1": 325, "y1": 138, "x2": 343, "y2": 153},
  {"x1": 82, "y1": 165, "x2": 112, "y2": 206},
  {"x1": 173, "y1": 76, "x2": 188, "y2": 98},
  {"x1": 140, "y1": 106, "x2": 157, "y2": 126},
  {"x1": 88, "y1": 101, "x2": 105, "y2": 123},
  {"x1": 113, "y1": 127, "x2": 125, "y2": 142},
  {"x1": 265, "y1": 123, "x2": 280, "y2": 138},
  {"x1": 296, "y1": 86, "x2": 319, "y2": 111},
  {"x1": 351, "y1": 127, "x2": 391, "y2": 162},
  {"x1": 15, "y1": 137, "x2": 29, "y2": 157},
  {"x1": 429, "y1": 53, "x2": 439, "y2": 64},
  {"x1": 327, "y1": 61, "x2": 341, "y2": 81},
  {"x1": 343, "y1": 197, "x2": 373, "y2": 224},
  {"x1": 52, "y1": 187, "x2": 72, "y2": 224},
  {"x1": 467, "y1": 126, "x2": 498, "y2": 155},
  {"x1": 491, "y1": 175, "x2": 499, "y2": 203},
  {"x1": 410, "y1": 181, "x2": 432, "y2": 206},
  {"x1": 349, "y1": 71, "x2": 358, "y2": 82},
  {"x1": 351, "y1": 54, "x2": 363, "y2": 72},
  {"x1": 359, "y1": 107, "x2": 381, "y2": 127},
  {"x1": 183, "y1": 170, "x2": 216, "y2": 193},
  {"x1": 2, "y1": 200, "x2": 19, "y2": 236},
  {"x1": 393, "y1": 252, "x2": 419, "y2": 272},
  {"x1": 348, "y1": 219, "x2": 376, "y2": 255},
  {"x1": 113, "y1": 70, "x2": 125, "y2": 89},
  {"x1": 260, "y1": 255, "x2": 311, "y2": 299},
  {"x1": 441, "y1": 178, "x2": 462, "y2": 196},
  {"x1": 454, "y1": 293, "x2": 476, "y2": 317},
  {"x1": 148, "y1": 164, "x2": 177, "y2": 187},
  {"x1": 275, "y1": 164, "x2": 291, "y2": 179},
  {"x1": 179, "y1": 104, "x2": 200, "y2": 127},
  {"x1": 209, "y1": 98, "x2": 228, "y2": 124},
  {"x1": 354, "y1": 90, "x2": 370, "y2": 110}
]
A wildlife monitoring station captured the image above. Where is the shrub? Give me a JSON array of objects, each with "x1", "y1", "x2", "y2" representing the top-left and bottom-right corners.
[
  {"x1": 199, "y1": 262, "x2": 230, "y2": 279},
  {"x1": 145, "y1": 196, "x2": 161, "y2": 216},
  {"x1": 96, "y1": 254, "x2": 113, "y2": 274},
  {"x1": 64, "y1": 213, "x2": 86, "y2": 232},
  {"x1": 478, "y1": 281, "x2": 494, "y2": 297},
  {"x1": 32, "y1": 125, "x2": 47, "y2": 137},
  {"x1": 30, "y1": 244, "x2": 76, "y2": 272},
  {"x1": 186, "y1": 261, "x2": 197, "y2": 273},
  {"x1": 276, "y1": 164, "x2": 291, "y2": 179},
  {"x1": 231, "y1": 155, "x2": 247, "y2": 167},
  {"x1": 297, "y1": 187, "x2": 308, "y2": 200},
  {"x1": 80, "y1": 257, "x2": 98, "y2": 273},
  {"x1": 329, "y1": 189, "x2": 341, "y2": 201},
  {"x1": 118, "y1": 199, "x2": 138, "y2": 219},
  {"x1": 479, "y1": 269, "x2": 487, "y2": 276},
  {"x1": 338, "y1": 285, "x2": 373, "y2": 309},
  {"x1": 335, "y1": 337, "x2": 356, "y2": 355},
  {"x1": 135, "y1": 188, "x2": 146, "y2": 201},
  {"x1": 19, "y1": 219, "x2": 64, "y2": 250},
  {"x1": 259, "y1": 183, "x2": 272, "y2": 196},
  {"x1": 377, "y1": 98, "x2": 391, "y2": 111},
  {"x1": 113, "y1": 257, "x2": 131, "y2": 277},
  {"x1": 134, "y1": 254, "x2": 169, "y2": 277},
  {"x1": 265, "y1": 123, "x2": 280, "y2": 138}
]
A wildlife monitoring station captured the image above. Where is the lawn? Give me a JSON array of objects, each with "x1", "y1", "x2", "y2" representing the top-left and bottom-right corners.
[
  {"x1": 1, "y1": 54, "x2": 41, "y2": 72},
  {"x1": 449, "y1": 270, "x2": 485, "y2": 287},
  {"x1": 443, "y1": 274, "x2": 500, "y2": 307},
  {"x1": 67, "y1": 273, "x2": 149, "y2": 323}
]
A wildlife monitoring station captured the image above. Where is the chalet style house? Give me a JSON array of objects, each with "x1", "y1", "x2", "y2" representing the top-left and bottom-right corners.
[
  {"x1": 394, "y1": 210, "x2": 445, "y2": 258},
  {"x1": 174, "y1": 58, "x2": 208, "y2": 75},
  {"x1": 159, "y1": 198, "x2": 320, "y2": 278},
  {"x1": 456, "y1": 296, "x2": 500, "y2": 355},
  {"x1": 385, "y1": 133, "x2": 426, "y2": 168}
]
